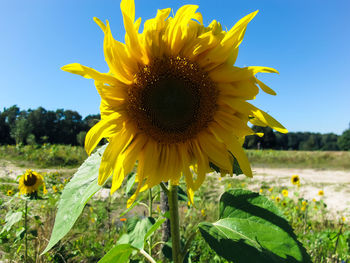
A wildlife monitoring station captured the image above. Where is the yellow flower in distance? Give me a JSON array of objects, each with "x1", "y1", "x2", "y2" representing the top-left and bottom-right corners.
[
  {"x1": 275, "y1": 196, "x2": 281, "y2": 202},
  {"x1": 318, "y1": 190, "x2": 324, "y2": 196},
  {"x1": 62, "y1": 0, "x2": 287, "y2": 207},
  {"x1": 18, "y1": 170, "x2": 44, "y2": 195},
  {"x1": 282, "y1": 189, "x2": 288, "y2": 197},
  {"x1": 52, "y1": 185, "x2": 58, "y2": 193},
  {"x1": 291, "y1": 175, "x2": 300, "y2": 186},
  {"x1": 7, "y1": 189, "x2": 14, "y2": 196}
]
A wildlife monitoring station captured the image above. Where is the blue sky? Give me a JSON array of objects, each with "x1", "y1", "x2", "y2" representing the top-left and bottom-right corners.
[{"x1": 1, "y1": 0, "x2": 349, "y2": 134}]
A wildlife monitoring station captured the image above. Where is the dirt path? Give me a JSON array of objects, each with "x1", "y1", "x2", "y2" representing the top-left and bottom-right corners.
[
  {"x1": 244, "y1": 167, "x2": 350, "y2": 217},
  {"x1": 0, "y1": 159, "x2": 77, "y2": 181},
  {"x1": 1, "y1": 159, "x2": 349, "y2": 216}
]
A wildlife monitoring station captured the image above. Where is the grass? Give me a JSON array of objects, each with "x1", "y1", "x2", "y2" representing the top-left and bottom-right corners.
[
  {"x1": 0, "y1": 144, "x2": 87, "y2": 168},
  {"x1": 1, "y1": 145, "x2": 349, "y2": 170},
  {"x1": 246, "y1": 150, "x2": 350, "y2": 170}
]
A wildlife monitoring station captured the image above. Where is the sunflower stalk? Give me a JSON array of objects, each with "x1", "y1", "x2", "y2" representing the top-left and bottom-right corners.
[
  {"x1": 168, "y1": 184, "x2": 181, "y2": 263},
  {"x1": 148, "y1": 188, "x2": 153, "y2": 256},
  {"x1": 24, "y1": 199, "x2": 28, "y2": 263}
]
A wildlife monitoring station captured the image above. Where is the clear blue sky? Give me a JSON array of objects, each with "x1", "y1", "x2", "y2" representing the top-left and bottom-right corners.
[{"x1": 1, "y1": 0, "x2": 349, "y2": 134}]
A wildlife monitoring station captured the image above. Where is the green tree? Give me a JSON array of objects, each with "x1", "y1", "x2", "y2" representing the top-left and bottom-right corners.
[{"x1": 338, "y1": 129, "x2": 350, "y2": 151}]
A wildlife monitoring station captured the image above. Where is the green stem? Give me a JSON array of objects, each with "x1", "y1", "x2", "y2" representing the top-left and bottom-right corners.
[
  {"x1": 25, "y1": 200, "x2": 28, "y2": 263},
  {"x1": 168, "y1": 184, "x2": 181, "y2": 263},
  {"x1": 148, "y1": 188, "x2": 153, "y2": 256}
]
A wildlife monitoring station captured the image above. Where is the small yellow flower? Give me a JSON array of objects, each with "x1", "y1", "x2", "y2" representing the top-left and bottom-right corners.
[
  {"x1": 89, "y1": 207, "x2": 94, "y2": 213},
  {"x1": 302, "y1": 200, "x2": 307, "y2": 206},
  {"x1": 7, "y1": 190, "x2": 14, "y2": 196},
  {"x1": 268, "y1": 187, "x2": 273, "y2": 192},
  {"x1": 259, "y1": 189, "x2": 263, "y2": 194},
  {"x1": 271, "y1": 195, "x2": 275, "y2": 200},
  {"x1": 301, "y1": 206, "x2": 306, "y2": 211},
  {"x1": 91, "y1": 218, "x2": 96, "y2": 223},
  {"x1": 282, "y1": 189, "x2": 288, "y2": 197},
  {"x1": 59, "y1": 184, "x2": 64, "y2": 190},
  {"x1": 218, "y1": 177, "x2": 222, "y2": 181},
  {"x1": 43, "y1": 187, "x2": 48, "y2": 195},
  {"x1": 18, "y1": 170, "x2": 45, "y2": 195},
  {"x1": 275, "y1": 196, "x2": 281, "y2": 202},
  {"x1": 201, "y1": 209, "x2": 206, "y2": 217},
  {"x1": 241, "y1": 183, "x2": 245, "y2": 187},
  {"x1": 312, "y1": 198, "x2": 316, "y2": 202},
  {"x1": 281, "y1": 201, "x2": 287, "y2": 207},
  {"x1": 318, "y1": 190, "x2": 324, "y2": 196},
  {"x1": 187, "y1": 201, "x2": 191, "y2": 207},
  {"x1": 52, "y1": 185, "x2": 58, "y2": 193},
  {"x1": 291, "y1": 175, "x2": 300, "y2": 186},
  {"x1": 295, "y1": 206, "x2": 299, "y2": 210},
  {"x1": 342, "y1": 216, "x2": 346, "y2": 222},
  {"x1": 227, "y1": 183, "x2": 232, "y2": 188}
]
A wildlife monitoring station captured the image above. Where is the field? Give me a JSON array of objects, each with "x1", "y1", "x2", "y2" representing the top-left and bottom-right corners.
[{"x1": 1, "y1": 145, "x2": 350, "y2": 262}]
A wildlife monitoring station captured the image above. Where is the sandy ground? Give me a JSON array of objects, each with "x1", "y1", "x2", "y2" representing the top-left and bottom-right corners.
[
  {"x1": 1, "y1": 159, "x2": 349, "y2": 217},
  {"x1": 244, "y1": 167, "x2": 350, "y2": 217}
]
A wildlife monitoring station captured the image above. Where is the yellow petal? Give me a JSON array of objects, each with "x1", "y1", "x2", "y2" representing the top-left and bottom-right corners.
[
  {"x1": 199, "y1": 132, "x2": 233, "y2": 172},
  {"x1": 93, "y1": 17, "x2": 106, "y2": 32},
  {"x1": 225, "y1": 136, "x2": 253, "y2": 178},
  {"x1": 248, "y1": 104, "x2": 288, "y2": 133},
  {"x1": 84, "y1": 112, "x2": 122, "y2": 155},
  {"x1": 98, "y1": 129, "x2": 133, "y2": 185},
  {"x1": 103, "y1": 22, "x2": 135, "y2": 84},
  {"x1": 255, "y1": 78, "x2": 277, "y2": 95},
  {"x1": 221, "y1": 10, "x2": 258, "y2": 49},
  {"x1": 111, "y1": 135, "x2": 146, "y2": 194},
  {"x1": 61, "y1": 63, "x2": 118, "y2": 86}
]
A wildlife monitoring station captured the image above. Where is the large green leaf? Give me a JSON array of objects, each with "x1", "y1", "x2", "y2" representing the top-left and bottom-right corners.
[
  {"x1": 118, "y1": 217, "x2": 155, "y2": 249},
  {"x1": 42, "y1": 144, "x2": 107, "y2": 254},
  {"x1": 199, "y1": 189, "x2": 311, "y2": 263},
  {"x1": 98, "y1": 243, "x2": 135, "y2": 263},
  {"x1": 1, "y1": 211, "x2": 22, "y2": 234}
]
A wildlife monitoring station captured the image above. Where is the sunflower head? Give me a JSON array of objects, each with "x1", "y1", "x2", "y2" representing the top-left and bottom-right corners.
[
  {"x1": 282, "y1": 189, "x2": 288, "y2": 197},
  {"x1": 318, "y1": 190, "x2": 324, "y2": 196},
  {"x1": 7, "y1": 189, "x2": 14, "y2": 196},
  {"x1": 18, "y1": 170, "x2": 45, "y2": 195},
  {"x1": 62, "y1": 0, "x2": 287, "y2": 206},
  {"x1": 291, "y1": 175, "x2": 300, "y2": 186}
]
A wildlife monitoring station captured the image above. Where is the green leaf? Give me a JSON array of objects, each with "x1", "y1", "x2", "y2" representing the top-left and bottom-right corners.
[
  {"x1": 118, "y1": 216, "x2": 155, "y2": 250},
  {"x1": 42, "y1": 144, "x2": 108, "y2": 254},
  {"x1": 129, "y1": 217, "x2": 155, "y2": 249},
  {"x1": 1, "y1": 211, "x2": 22, "y2": 234},
  {"x1": 199, "y1": 189, "x2": 311, "y2": 263},
  {"x1": 98, "y1": 243, "x2": 135, "y2": 263},
  {"x1": 144, "y1": 217, "x2": 166, "y2": 241}
]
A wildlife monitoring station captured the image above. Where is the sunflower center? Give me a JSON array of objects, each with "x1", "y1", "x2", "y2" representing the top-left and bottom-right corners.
[
  {"x1": 24, "y1": 173, "x2": 37, "y2": 186},
  {"x1": 128, "y1": 57, "x2": 218, "y2": 143}
]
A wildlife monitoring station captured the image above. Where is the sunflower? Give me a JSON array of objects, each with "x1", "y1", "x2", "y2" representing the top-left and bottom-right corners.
[
  {"x1": 282, "y1": 189, "x2": 288, "y2": 197},
  {"x1": 7, "y1": 189, "x2": 14, "y2": 196},
  {"x1": 318, "y1": 190, "x2": 324, "y2": 196},
  {"x1": 62, "y1": 0, "x2": 287, "y2": 206},
  {"x1": 18, "y1": 170, "x2": 45, "y2": 195},
  {"x1": 291, "y1": 175, "x2": 300, "y2": 186}
]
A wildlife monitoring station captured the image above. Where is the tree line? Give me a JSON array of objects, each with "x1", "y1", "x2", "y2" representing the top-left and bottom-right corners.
[
  {"x1": 0, "y1": 105, "x2": 99, "y2": 146},
  {"x1": 1, "y1": 105, "x2": 350, "y2": 150}
]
